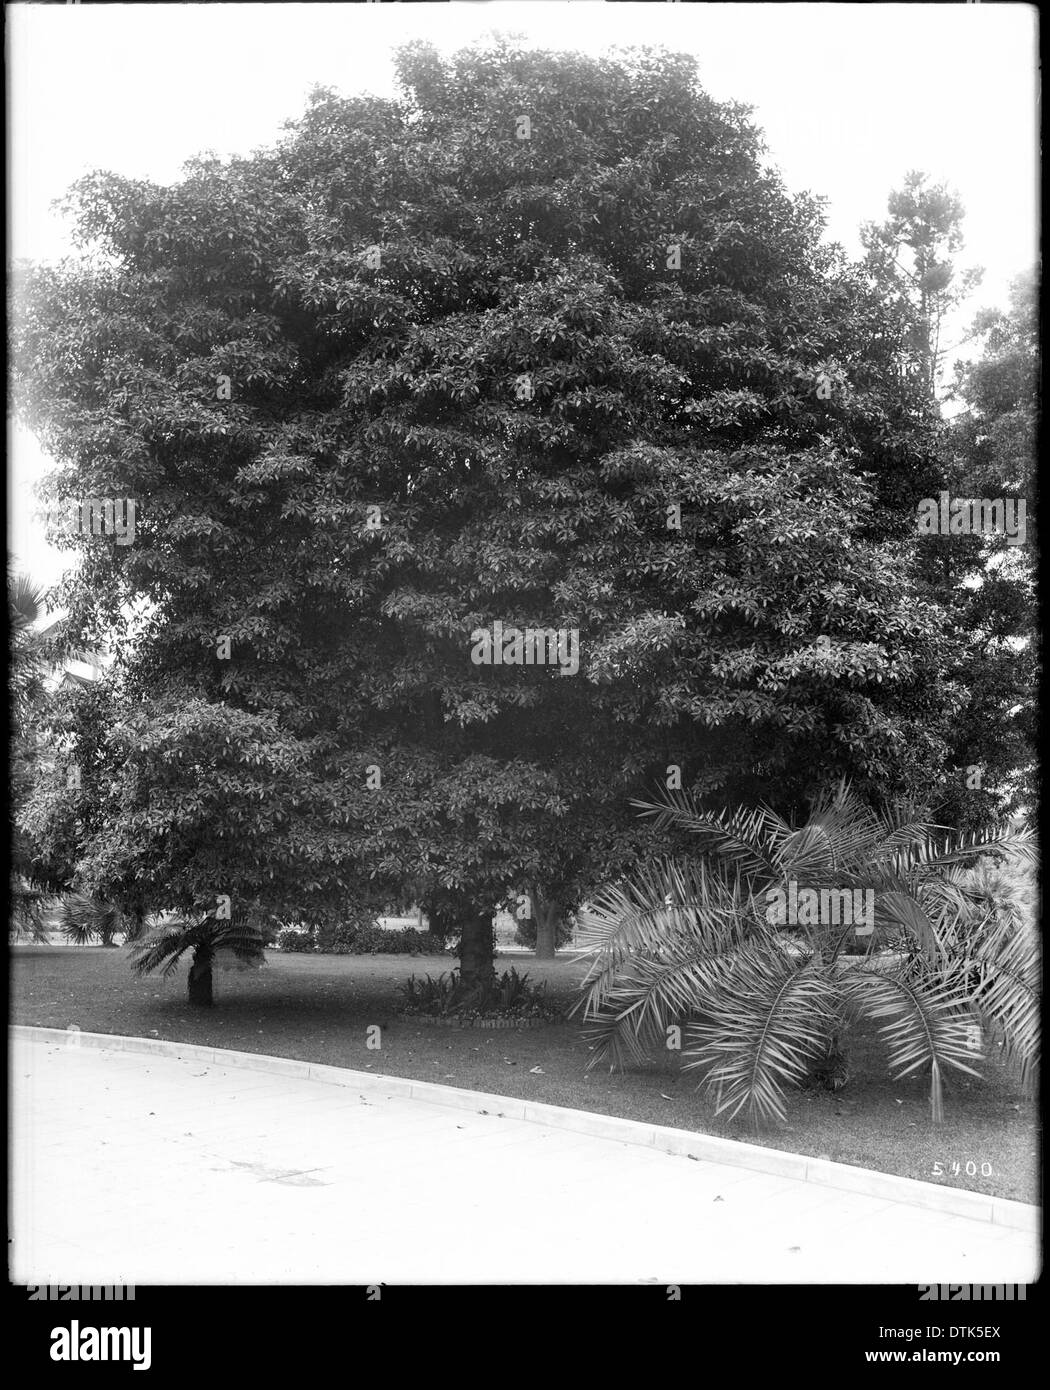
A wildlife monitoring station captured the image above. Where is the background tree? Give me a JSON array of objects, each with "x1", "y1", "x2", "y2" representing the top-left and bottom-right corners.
[
  {"x1": 931, "y1": 271, "x2": 1038, "y2": 829},
  {"x1": 12, "y1": 41, "x2": 993, "y2": 991},
  {"x1": 863, "y1": 175, "x2": 1035, "y2": 831},
  {"x1": 861, "y1": 170, "x2": 983, "y2": 403}
]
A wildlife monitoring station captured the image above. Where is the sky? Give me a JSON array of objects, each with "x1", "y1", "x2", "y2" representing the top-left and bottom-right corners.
[{"x1": 7, "y1": 0, "x2": 1040, "y2": 589}]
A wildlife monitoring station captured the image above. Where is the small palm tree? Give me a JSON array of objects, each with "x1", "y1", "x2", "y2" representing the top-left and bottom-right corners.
[
  {"x1": 10, "y1": 881, "x2": 54, "y2": 944},
  {"x1": 10, "y1": 570, "x2": 55, "y2": 942},
  {"x1": 572, "y1": 781, "x2": 1037, "y2": 1126},
  {"x1": 9, "y1": 568, "x2": 107, "y2": 941},
  {"x1": 57, "y1": 892, "x2": 128, "y2": 946},
  {"x1": 129, "y1": 912, "x2": 266, "y2": 1005},
  {"x1": 9, "y1": 568, "x2": 48, "y2": 729}
]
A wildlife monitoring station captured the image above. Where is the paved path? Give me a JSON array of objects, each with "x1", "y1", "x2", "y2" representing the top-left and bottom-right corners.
[{"x1": 11, "y1": 1034, "x2": 1038, "y2": 1285}]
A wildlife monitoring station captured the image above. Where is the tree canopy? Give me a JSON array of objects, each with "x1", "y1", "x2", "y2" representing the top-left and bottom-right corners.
[{"x1": 12, "y1": 40, "x2": 1010, "y2": 982}]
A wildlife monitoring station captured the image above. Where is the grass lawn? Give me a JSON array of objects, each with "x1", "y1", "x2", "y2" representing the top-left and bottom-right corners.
[{"x1": 11, "y1": 943, "x2": 1039, "y2": 1203}]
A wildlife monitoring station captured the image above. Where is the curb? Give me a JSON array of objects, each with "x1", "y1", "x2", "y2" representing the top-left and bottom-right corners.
[{"x1": 12, "y1": 1024, "x2": 1039, "y2": 1234}]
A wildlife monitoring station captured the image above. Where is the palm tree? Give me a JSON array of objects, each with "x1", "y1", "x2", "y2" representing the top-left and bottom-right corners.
[
  {"x1": 9, "y1": 568, "x2": 48, "y2": 727},
  {"x1": 10, "y1": 570, "x2": 55, "y2": 942},
  {"x1": 571, "y1": 781, "x2": 1037, "y2": 1126},
  {"x1": 10, "y1": 878, "x2": 54, "y2": 944},
  {"x1": 9, "y1": 569, "x2": 114, "y2": 943},
  {"x1": 129, "y1": 912, "x2": 266, "y2": 1005},
  {"x1": 56, "y1": 892, "x2": 129, "y2": 947}
]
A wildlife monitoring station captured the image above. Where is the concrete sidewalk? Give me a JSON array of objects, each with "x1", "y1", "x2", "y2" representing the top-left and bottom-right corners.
[{"x1": 10, "y1": 1032, "x2": 1039, "y2": 1285}]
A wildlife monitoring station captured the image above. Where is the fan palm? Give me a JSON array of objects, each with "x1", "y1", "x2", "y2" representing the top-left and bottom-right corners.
[
  {"x1": 128, "y1": 912, "x2": 266, "y2": 1006},
  {"x1": 9, "y1": 568, "x2": 48, "y2": 733},
  {"x1": 9, "y1": 567, "x2": 104, "y2": 712},
  {"x1": 10, "y1": 880, "x2": 55, "y2": 944},
  {"x1": 10, "y1": 570, "x2": 54, "y2": 942},
  {"x1": 56, "y1": 892, "x2": 130, "y2": 947},
  {"x1": 571, "y1": 780, "x2": 1037, "y2": 1126},
  {"x1": 9, "y1": 569, "x2": 105, "y2": 940}
]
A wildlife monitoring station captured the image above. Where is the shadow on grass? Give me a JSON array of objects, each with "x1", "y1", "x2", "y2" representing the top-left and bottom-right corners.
[{"x1": 11, "y1": 944, "x2": 1038, "y2": 1202}]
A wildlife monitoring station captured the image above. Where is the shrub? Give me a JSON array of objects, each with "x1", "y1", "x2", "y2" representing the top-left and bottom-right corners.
[
  {"x1": 336, "y1": 925, "x2": 446, "y2": 955},
  {"x1": 398, "y1": 970, "x2": 459, "y2": 1013},
  {"x1": 276, "y1": 927, "x2": 314, "y2": 953},
  {"x1": 316, "y1": 912, "x2": 372, "y2": 952},
  {"x1": 398, "y1": 966, "x2": 560, "y2": 1019},
  {"x1": 275, "y1": 920, "x2": 447, "y2": 955},
  {"x1": 513, "y1": 915, "x2": 574, "y2": 949}
]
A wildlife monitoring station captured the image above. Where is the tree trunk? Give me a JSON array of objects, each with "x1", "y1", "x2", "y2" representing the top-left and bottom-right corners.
[
  {"x1": 426, "y1": 903, "x2": 451, "y2": 946},
  {"x1": 532, "y1": 890, "x2": 558, "y2": 960},
  {"x1": 809, "y1": 1030, "x2": 849, "y2": 1092},
  {"x1": 188, "y1": 948, "x2": 214, "y2": 1006},
  {"x1": 458, "y1": 910, "x2": 496, "y2": 992}
]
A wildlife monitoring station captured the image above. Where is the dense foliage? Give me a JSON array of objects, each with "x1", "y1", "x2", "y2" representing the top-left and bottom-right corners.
[{"x1": 11, "y1": 40, "x2": 1027, "y2": 989}]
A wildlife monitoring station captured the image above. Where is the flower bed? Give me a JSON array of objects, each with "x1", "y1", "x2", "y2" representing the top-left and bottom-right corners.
[{"x1": 397, "y1": 966, "x2": 560, "y2": 1026}]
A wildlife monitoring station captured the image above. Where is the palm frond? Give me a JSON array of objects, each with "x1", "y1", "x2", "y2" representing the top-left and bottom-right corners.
[
  {"x1": 580, "y1": 931, "x2": 777, "y2": 1072},
  {"x1": 630, "y1": 791, "x2": 785, "y2": 879},
  {"x1": 870, "y1": 890, "x2": 949, "y2": 965},
  {"x1": 212, "y1": 920, "x2": 267, "y2": 965},
  {"x1": 8, "y1": 570, "x2": 46, "y2": 629},
  {"x1": 571, "y1": 856, "x2": 757, "y2": 1024},
  {"x1": 128, "y1": 918, "x2": 207, "y2": 977},
  {"x1": 887, "y1": 825, "x2": 1036, "y2": 876},
  {"x1": 128, "y1": 914, "x2": 266, "y2": 979},
  {"x1": 784, "y1": 780, "x2": 886, "y2": 874},
  {"x1": 10, "y1": 879, "x2": 54, "y2": 943},
  {"x1": 968, "y1": 915, "x2": 1040, "y2": 1094},
  {"x1": 683, "y1": 954, "x2": 840, "y2": 1125},
  {"x1": 870, "y1": 815, "x2": 941, "y2": 862},
  {"x1": 840, "y1": 964, "x2": 980, "y2": 1122},
  {"x1": 57, "y1": 892, "x2": 124, "y2": 945}
]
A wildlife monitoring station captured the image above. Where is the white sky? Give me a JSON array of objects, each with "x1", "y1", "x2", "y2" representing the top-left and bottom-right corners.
[{"x1": 6, "y1": 1, "x2": 1040, "y2": 589}]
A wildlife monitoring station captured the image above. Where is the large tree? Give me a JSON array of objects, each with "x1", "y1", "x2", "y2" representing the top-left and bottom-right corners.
[
  {"x1": 862, "y1": 171, "x2": 1036, "y2": 828},
  {"x1": 933, "y1": 271, "x2": 1038, "y2": 828},
  {"x1": 13, "y1": 40, "x2": 976, "y2": 989}
]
